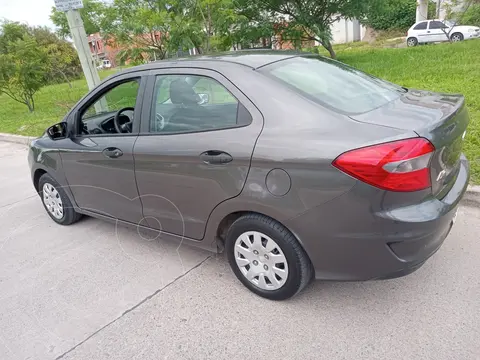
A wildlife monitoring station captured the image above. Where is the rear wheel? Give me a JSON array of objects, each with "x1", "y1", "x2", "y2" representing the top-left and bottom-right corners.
[
  {"x1": 451, "y1": 32, "x2": 464, "y2": 42},
  {"x1": 39, "y1": 173, "x2": 82, "y2": 225},
  {"x1": 225, "y1": 213, "x2": 313, "y2": 300},
  {"x1": 407, "y1": 37, "x2": 418, "y2": 47}
]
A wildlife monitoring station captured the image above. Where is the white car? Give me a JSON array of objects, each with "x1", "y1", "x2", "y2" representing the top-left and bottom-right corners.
[
  {"x1": 407, "y1": 19, "x2": 480, "y2": 46},
  {"x1": 96, "y1": 59, "x2": 112, "y2": 70}
]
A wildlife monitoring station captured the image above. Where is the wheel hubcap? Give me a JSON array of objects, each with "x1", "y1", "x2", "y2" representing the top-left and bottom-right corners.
[
  {"x1": 408, "y1": 39, "x2": 416, "y2": 46},
  {"x1": 42, "y1": 183, "x2": 64, "y2": 220},
  {"x1": 234, "y1": 231, "x2": 289, "y2": 290},
  {"x1": 452, "y1": 35, "x2": 461, "y2": 42}
]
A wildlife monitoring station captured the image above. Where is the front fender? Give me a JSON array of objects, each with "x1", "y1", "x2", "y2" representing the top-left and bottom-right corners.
[{"x1": 29, "y1": 138, "x2": 80, "y2": 211}]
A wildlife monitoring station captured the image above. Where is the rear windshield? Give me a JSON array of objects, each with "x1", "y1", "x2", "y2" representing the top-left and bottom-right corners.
[{"x1": 259, "y1": 56, "x2": 405, "y2": 114}]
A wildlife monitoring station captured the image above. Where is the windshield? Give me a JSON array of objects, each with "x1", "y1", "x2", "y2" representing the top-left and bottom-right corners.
[
  {"x1": 444, "y1": 20, "x2": 455, "y2": 27},
  {"x1": 260, "y1": 56, "x2": 405, "y2": 115}
]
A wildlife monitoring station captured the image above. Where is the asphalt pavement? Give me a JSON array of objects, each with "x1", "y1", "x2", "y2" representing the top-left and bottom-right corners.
[{"x1": 0, "y1": 141, "x2": 479, "y2": 360}]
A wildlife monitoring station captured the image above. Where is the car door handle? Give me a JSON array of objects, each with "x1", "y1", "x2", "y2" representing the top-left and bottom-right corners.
[
  {"x1": 200, "y1": 150, "x2": 233, "y2": 165},
  {"x1": 103, "y1": 147, "x2": 123, "y2": 158},
  {"x1": 427, "y1": 31, "x2": 431, "y2": 33}
]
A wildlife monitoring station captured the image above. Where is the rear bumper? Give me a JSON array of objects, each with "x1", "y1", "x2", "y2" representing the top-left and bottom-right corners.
[{"x1": 285, "y1": 155, "x2": 469, "y2": 281}]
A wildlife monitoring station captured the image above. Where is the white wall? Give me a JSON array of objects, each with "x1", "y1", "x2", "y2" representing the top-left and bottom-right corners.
[{"x1": 316, "y1": 18, "x2": 365, "y2": 45}]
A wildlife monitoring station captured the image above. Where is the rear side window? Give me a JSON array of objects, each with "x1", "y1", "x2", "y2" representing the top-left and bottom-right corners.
[
  {"x1": 150, "y1": 74, "x2": 251, "y2": 134},
  {"x1": 414, "y1": 22, "x2": 428, "y2": 30},
  {"x1": 260, "y1": 56, "x2": 404, "y2": 115},
  {"x1": 429, "y1": 21, "x2": 447, "y2": 29}
]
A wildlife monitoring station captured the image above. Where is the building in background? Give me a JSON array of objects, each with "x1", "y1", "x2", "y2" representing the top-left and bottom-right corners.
[
  {"x1": 312, "y1": 18, "x2": 365, "y2": 46},
  {"x1": 87, "y1": 33, "x2": 120, "y2": 67},
  {"x1": 329, "y1": 18, "x2": 365, "y2": 44}
]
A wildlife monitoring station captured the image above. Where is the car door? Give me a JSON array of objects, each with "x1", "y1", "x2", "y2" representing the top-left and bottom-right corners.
[
  {"x1": 428, "y1": 20, "x2": 450, "y2": 42},
  {"x1": 412, "y1": 21, "x2": 429, "y2": 43},
  {"x1": 133, "y1": 68, "x2": 263, "y2": 240},
  {"x1": 60, "y1": 72, "x2": 147, "y2": 223}
]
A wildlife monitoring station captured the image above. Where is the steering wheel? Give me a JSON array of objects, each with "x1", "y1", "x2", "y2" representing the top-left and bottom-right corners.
[{"x1": 114, "y1": 107, "x2": 134, "y2": 133}]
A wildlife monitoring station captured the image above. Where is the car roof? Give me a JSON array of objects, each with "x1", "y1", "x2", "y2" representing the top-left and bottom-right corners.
[{"x1": 119, "y1": 50, "x2": 312, "y2": 74}]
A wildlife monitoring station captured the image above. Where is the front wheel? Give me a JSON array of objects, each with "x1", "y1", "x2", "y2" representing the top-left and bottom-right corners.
[
  {"x1": 451, "y1": 33, "x2": 464, "y2": 42},
  {"x1": 225, "y1": 214, "x2": 313, "y2": 300},
  {"x1": 407, "y1": 37, "x2": 418, "y2": 47},
  {"x1": 39, "y1": 173, "x2": 82, "y2": 225}
]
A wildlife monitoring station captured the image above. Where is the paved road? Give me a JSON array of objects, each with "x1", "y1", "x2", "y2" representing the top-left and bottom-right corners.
[{"x1": 0, "y1": 141, "x2": 479, "y2": 360}]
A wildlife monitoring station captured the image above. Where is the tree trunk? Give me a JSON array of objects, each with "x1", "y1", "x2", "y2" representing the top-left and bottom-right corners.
[
  {"x1": 25, "y1": 98, "x2": 34, "y2": 113},
  {"x1": 324, "y1": 42, "x2": 336, "y2": 59},
  {"x1": 206, "y1": 5, "x2": 212, "y2": 53},
  {"x1": 58, "y1": 70, "x2": 72, "y2": 88}
]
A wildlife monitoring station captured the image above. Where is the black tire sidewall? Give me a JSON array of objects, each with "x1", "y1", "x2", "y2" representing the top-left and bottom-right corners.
[
  {"x1": 38, "y1": 173, "x2": 79, "y2": 225},
  {"x1": 407, "y1": 37, "x2": 418, "y2": 47},
  {"x1": 451, "y1": 33, "x2": 463, "y2": 41},
  {"x1": 225, "y1": 216, "x2": 308, "y2": 300}
]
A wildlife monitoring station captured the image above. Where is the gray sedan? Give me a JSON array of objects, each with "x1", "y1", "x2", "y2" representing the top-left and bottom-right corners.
[{"x1": 28, "y1": 51, "x2": 469, "y2": 300}]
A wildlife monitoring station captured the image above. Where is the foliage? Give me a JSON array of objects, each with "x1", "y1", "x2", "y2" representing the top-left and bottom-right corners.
[
  {"x1": 98, "y1": 0, "x2": 205, "y2": 62},
  {"x1": 362, "y1": 0, "x2": 437, "y2": 31},
  {"x1": 459, "y1": 4, "x2": 480, "y2": 26},
  {"x1": 30, "y1": 27, "x2": 82, "y2": 85},
  {"x1": 0, "y1": 22, "x2": 59, "y2": 112},
  {"x1": 191, "y1": 0, "x2": 251, "y2": 52},
  {"x1": 50, "y1": 0, "x2": 107, "y2": 38},
  {"x1": 235, "y1": 0, "x2": 381, "y2": 58}
]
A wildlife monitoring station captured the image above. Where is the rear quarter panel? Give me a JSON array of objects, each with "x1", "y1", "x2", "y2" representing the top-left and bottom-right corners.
[{"x1": 203, "y1": 67, "x2": 417, "y2": 247}]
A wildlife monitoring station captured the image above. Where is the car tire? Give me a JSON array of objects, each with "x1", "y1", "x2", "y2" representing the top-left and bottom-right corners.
[
  {"x1": 38, "y1": 173, "x2": 82, "y2": 225},
  {"x1": 225, "y1": 213, "x2": 313, "y2": 300},
  {"x1": 407, "y1": 37, "x2": 418, "y2": 47},
  {"x1": 451, "y1": 32, "x2": 464, "y2": 42}
]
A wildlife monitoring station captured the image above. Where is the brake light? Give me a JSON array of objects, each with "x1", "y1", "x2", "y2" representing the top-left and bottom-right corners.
[{"x1": 332, "y1": 138, "x2": 435, "y2": 192}]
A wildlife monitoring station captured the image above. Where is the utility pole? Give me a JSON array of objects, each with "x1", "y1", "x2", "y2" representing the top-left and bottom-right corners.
[
  {"x1": 436, "y1": 0, "x2": 442, "y2": 19},
  {"x1": 416, "y1": 0, "x2": 429, "y2": 22},
  {"x1": 55, "y1": 0, "x2": 107, "y2": 112},
  {"x1": 65, "y1": 10, "x2": 101, "y2": 91}
]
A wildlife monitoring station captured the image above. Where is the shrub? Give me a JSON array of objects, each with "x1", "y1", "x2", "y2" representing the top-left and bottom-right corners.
[
  {"x1": 460, "y1": 4, "x2": 480, "y2": 27},
  {"x1": 364, "y1": 0, "x2": 437, "y2": 31}
]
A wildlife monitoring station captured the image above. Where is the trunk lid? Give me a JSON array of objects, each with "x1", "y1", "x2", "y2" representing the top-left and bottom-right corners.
[{"x1": 350, "y1": 90, "x2": 469, "y2": 198}]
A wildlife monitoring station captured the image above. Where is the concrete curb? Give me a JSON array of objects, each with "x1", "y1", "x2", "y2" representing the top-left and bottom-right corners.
[
  {"x1": 1, "y1": 132, "x2": 479, "y2": 206},
  {"x1": 0, "y1": 132, "x2": 35, "y2": 146}
]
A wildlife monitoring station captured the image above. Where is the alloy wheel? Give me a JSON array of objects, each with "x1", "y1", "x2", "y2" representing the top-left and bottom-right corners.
[
  {"x1": 234, "y1": 231, "x2": 289, "y2": 290},
  {"x1": 452, "y1": 34, "x2": 462, "y2": 42},
  {"x1": 407, "y1": 39, "x2": 417, "y2": 47},
  {"x1": 42, "y1": 183, "x2": 64, "y2": 220}
]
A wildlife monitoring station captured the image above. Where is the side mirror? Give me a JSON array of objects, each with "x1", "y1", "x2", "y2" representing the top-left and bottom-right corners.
[
  {"x1": 46, "y1": 122, "x2": 67, "y2": 140},
  {"x1": 197, "y1": 93, "x2": 210, "y2": 105}
]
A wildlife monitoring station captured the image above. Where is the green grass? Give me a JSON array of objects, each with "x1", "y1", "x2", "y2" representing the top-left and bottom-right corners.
[
  {"x1": 0, "y1": 68, "x2": 119, "y2": 136},
  {"x1": 1, "y1": 40, "x2": 479, "y2": 182}
]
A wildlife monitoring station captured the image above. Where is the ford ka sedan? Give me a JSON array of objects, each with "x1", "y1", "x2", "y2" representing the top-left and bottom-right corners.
[{"x1": 28, "y1": 52, "x2": 469, "y2": 300}]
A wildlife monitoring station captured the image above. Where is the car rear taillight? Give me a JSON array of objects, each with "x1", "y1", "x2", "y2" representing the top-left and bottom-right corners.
[{"x1": 332, "y1": 138, "x2": 435, "y2": 192}]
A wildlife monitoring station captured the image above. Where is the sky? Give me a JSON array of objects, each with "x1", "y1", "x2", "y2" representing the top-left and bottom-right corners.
[{"x1": 1, "y1": 0, "x2": 56, "y2": 28}]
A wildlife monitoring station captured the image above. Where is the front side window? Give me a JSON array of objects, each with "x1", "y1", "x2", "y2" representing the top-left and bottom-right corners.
[
  {"x1": 150, "y1": 74, "x2": 242, "y2": 134},
  {"x1": 414, "y1": 22, "x2": 428, "y2": 30},
  {"x1": 80, "y1": 80, "x2": 139, "y2": 135},
  {"x1": 260, "y1": 56, "x2": 404, "y2": 114}
]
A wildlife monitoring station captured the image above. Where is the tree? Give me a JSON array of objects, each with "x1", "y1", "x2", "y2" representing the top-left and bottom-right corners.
[
  {"x1": 31, "y1": 26, "x2": 82, "y2": 86},
  {"x1": 461, "y1": 3, "x2": 480, "y2": 26},
  {"x1": 99, "y1": 0, "x2": 204, "y2": 62},
  {"x1": 50, "y1": 0, "x2": 107, "y2": 38},
  {"x1": 0, "y1": 21, "x2": 80, "y2": 111},
  {"x1": 235, "y1": 0, "x2": 380, "y2": 59},
  {"x1": 0, "y1": 23, "x2": 50, "y2": 112},
  {"x1": 186, "y1": 0, "x2": 248, "y2": 52}
]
